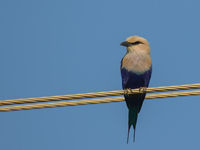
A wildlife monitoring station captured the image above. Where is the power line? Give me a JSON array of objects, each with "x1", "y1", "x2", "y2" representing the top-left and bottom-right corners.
[
  {"x1": 1, "y1": 83, "x2": 200, "y2": 106},
  {"x1": 0, "y1": 83, "x2": 200, "y2": 112},
  {"x1": 0, "y1": 90, "x2": 200, "y2": 112}
]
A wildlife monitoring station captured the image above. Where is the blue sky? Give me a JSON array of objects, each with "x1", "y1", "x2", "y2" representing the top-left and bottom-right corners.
[{"x1": 1, "y1": 0, "x2": 200, "y2": 149}]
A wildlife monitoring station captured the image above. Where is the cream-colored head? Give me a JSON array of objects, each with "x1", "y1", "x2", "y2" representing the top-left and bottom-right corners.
[{"x1": 120, "y1": 36, "x2": 150, "y2": 54}]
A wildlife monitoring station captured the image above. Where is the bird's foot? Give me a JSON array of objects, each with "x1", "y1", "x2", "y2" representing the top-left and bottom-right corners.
[
  {"x1": 139, "y1": 87, "x2": 147, "y2": 94},
  {"x1": 124, "y1": 88, "x2": 133, "y2": 96}
]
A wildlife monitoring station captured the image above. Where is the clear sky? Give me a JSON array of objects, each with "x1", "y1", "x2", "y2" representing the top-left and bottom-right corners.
[{"x1": 1, "y1": 0, "x2": 200, "y2": 149}]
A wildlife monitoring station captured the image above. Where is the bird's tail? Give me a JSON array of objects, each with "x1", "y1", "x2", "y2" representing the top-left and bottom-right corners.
[{"x1": 127, "y1": 107, "x2": 138, "y2": 143}]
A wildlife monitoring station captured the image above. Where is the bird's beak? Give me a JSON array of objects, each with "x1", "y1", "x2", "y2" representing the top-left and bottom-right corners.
[{"x1": 120, "y1": 41, "x2": 131, "y2": 47}]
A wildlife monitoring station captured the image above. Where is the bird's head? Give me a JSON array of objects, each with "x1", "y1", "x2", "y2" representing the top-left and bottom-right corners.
[{"x1": 120, "y1": 36, "x2": 150, "y2": 54}]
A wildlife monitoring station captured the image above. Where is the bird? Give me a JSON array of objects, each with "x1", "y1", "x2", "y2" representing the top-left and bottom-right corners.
[{"x1": 120, "y1": 36, "x2": 152, "y2": 143}]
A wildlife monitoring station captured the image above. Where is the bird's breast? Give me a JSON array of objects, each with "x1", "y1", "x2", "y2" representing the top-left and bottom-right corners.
[{"x1": 121, "y1": 52, "x2": 152, "y2": 74}]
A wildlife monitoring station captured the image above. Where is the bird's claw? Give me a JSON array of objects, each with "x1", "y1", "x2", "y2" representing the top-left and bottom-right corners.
[
  {"x1": 124, "y1": 88, "x2": 133, "y2": 96},
  {"x1": 124, "y1": 87, "x2": 147, "y2": 95},
  {"x1": 139, "y1": 87, "x2": 147, "y2": 94}
]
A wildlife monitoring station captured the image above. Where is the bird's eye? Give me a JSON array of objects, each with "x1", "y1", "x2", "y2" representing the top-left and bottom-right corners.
[{"x1": 131, "y1": 41, "x2": 142, "y2": 45}]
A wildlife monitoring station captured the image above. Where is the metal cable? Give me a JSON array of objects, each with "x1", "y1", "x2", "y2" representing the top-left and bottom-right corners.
[
  {"x1": 0, "y1": 90, "x2": 200, "y2": 112},
  {"x1": 1, "y1": 83, "x2": 200, "y2": 106}
]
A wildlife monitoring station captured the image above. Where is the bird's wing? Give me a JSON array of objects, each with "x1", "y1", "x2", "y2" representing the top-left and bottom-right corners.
[
  {"x1": 120, "y1": 57, "x2": 131, "y2": 89},
  {"x1": 144, "y1": 65, "x2": 152, "y2": 87},
  {"x1": 121, "y1": 67, "x2": 130, "y2": 89},
  {"x1": 138, "y1": 66, "x2": 152, "y2": 112}
]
